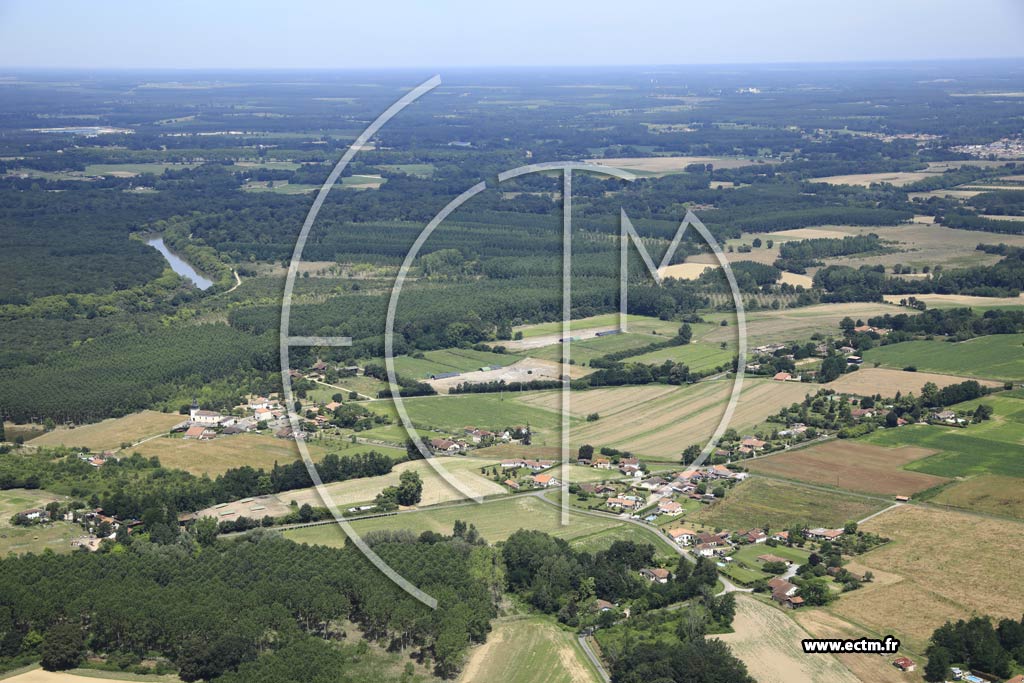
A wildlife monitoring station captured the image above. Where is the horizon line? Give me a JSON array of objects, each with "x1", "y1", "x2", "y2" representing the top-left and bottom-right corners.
[{"x1": 3, "y1": 56, "x2": 1024, "y2": 73}]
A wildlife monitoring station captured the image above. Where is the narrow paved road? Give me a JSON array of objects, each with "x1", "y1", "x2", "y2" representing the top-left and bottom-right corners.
[{"x1": 577, "y1": 634, "x2": 611, "y2": 683}]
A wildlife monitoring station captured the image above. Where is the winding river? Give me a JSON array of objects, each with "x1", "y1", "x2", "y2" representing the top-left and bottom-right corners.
[{"x1": 146, "y1": 237, "x2": 213, "y2": 290}]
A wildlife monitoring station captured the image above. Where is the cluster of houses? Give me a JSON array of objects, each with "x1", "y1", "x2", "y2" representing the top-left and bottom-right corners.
[
  {"x1": 499, "y1": 457, "x2": 562, "y2": 490},
  {"x1": 566, "y1": 464, "x2": 745, "y2": 518},
  {"x1": 175, "y1": 395, "x2": 288, "y2": 441},
  {"x1": 428, "y1": 426, "x2": 525, "y2": 454},
  {"x1": 577, "y1": 454, "x2": 644, "y2": 478}
]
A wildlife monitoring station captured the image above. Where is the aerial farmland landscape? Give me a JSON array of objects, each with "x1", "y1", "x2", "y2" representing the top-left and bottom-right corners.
[{"x1": 1, "y1": 2, "x2": 1024, "y2": 682}]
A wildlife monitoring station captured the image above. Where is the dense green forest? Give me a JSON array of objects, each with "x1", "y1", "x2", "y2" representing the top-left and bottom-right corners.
[{"x1": 0, "y1": 531, "x2": 499, "y2": 680}]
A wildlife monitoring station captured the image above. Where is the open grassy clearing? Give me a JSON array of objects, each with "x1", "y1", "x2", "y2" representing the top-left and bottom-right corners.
[
  {"x1": 512, "y1": 313, "x2": 677, "y2": 339},
  {"x1": 0, "y1": 668, "x2": 181, "y2": 682},
  {"x1": 689, "y1": 477, "x2": 886, "y2": 530},
  {"x1": 131, "y1": 432, "x2": 336, "y2": 476},
  {"x1": 717, "y1": 595, "x2": 859, "y2": 683},
  {"x1": 369, "y1": 394, "x2": 563, "y2": 444},
  {"x1": 863, "y1": 393, "x2": 1024, "y2": 479},
  {"x1": 627, "y1": 339, "x2": 734, "y2": 372},
  {"x1": 930, "y1": 474, "x2": 1024, "y2": 519},
  {"x1": 241, "y1": 180, "x2": 319, "y2": 194},
  {"x1": 457, "y1": 616, "x2": 600, "y2": 683},
  {"x1": 566, "y1": 523, "x2": 676, "y2": 562},
  {"x1": 826, "y1": 367, "x2": 1003, "y2": 396},
  {"x1": 833, "y1": 505, "x2": 1024, "y2": 653},
  {"x1": 374, "y1": 163, "x2": 434, "y2": 177},
  {"x1": 390, "y1": 348, "x2": 515, "y2": 379},
  {"x1": 817, "y1": 223, "x2": 1024, "y2": 271},
  {"x1": 524, "y1": 332, "x2": 659, "y2": 364},
  {"x1": 701, "y1": 303, "x2": 894, "y2": 346},
  {"x1": 586, "y1": 155, "x2": 777, "y2": 174},
  {"x1": 0, "y1": 488, "x2": 67, "y2": 525},
  {"x1": 0, "y1": 522, "x2": 80, "y2": 556},
  {"x1": 863, "y1": 334, "x2": 1024, "y2": 381},
  {"x1": 288, "y1": 456, "x2": 507, "y2": 509},
  {"x1": 84, "y1": 162, "x2": 199, "y2": 177},
  {"x1": 286, "y1": 494, "x2": 631, "y2": 546},
  {"x1": 28, "y1": 411, "x2": 184, "y2": 450},
  {"x1": 744, "y1": 441, "x2": 947, "y2": 496}
]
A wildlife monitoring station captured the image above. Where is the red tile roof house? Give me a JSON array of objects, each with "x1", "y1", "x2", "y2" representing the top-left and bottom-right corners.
[
  {"x1": 892, "y1": 657, "x2": 915, "y2": 672},
  {"x1": 183, "y1": 425, "x2": 215, "y2": 440},
  {"x1": 606, "y1": 497, "x2": 640, "y2": 511},
  {"x1": 531, "y1": 473, "x2": 559, "y2": 488},
  {"x1": 639, "y1": 567, "x2": 671, "y2": 584},
  {"x1": 771, "y1": 530, "x2": 789, "y2": 542},
  {"x1": 745, "y1": 530, "x2": 768, "y2": 544},
  {"x1": 504, "y1": 479, "x2": 520, "y2": 490},
  {"x1": 667, "y1": 527, "x2": 696, "y2": 545},
  {"x1": 773, "y1": 372, "x2": 792, "y2": 381},
  {"x1": 594, "y1": 599, "x2": 616, "y2": 612},
  {"x1": 657, "y1": 500, "x2": 683, "y2": 515},
  {"x1": 429, "y1": 438, "x2": 462, "y2": 454}
]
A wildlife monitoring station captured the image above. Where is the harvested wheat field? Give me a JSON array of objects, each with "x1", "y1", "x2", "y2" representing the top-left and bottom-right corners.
[
  {"x1": 656, "y1": 262, "x2": 716, "y2": 280},
  {"x1": 132, "y1": 432, "x2": 331, "y2": 476},
  {"x1": 778, "y1": 271, "x2": 814, "y2": 287},
  {"x1": 809, "y1": 171, "x2": 934, "y2": 187},
  {"x1": 458, "y1": 616, "x2": 600, "y2": 683},
  {"x1": 827, "y1": 367, "x2": 1002, "y2": 396},
  {"x1": 832, "y1": 505, "x2": 1024, "y2": 653},
  {"x1": 884, "y1": 292, "x2": 1024, "y2": 308},
  {"x1": 29, "y1": 410, "x2": 183, "y2": 451},
  {"x1": 745, "y1": 441, "x2": 946, "y2": 496},
  {"x1": 717, "y1": 596, "x2": 858, "y2": 683},
  {"x1": 793, "y1": 610, "x2": 917, "y2": 683},
  {"x1": 0, "y1": 669, "x2": 180, "y2": 683},
  {"x1": 519, "y1": 379, "x2": 812, "y2": 461},
  {"x1": 702, "y1": 303, "x2": 894, "y2": 346}
]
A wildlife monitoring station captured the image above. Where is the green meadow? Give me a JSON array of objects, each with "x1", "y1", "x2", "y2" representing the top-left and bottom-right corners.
[
  {"x1": 863, "y1": 334, "x2": 1024, "y2": 381},
  {"x1": 862, "y1": 392, "x2": 1024, "y2": 478}
]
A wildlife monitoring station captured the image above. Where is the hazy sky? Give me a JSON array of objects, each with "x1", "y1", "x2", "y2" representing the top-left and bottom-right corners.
[{"x1": 2, "y1": 0, "x2": 1023, "y2": 69}]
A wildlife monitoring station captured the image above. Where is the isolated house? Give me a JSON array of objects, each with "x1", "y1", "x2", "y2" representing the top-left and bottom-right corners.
[{"x1": 639, "y1": 567, "x2": 671, "y2": 583}]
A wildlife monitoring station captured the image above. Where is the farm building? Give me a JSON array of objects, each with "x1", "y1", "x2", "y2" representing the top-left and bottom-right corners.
[
  {"x1": 430, "y1": 371, "x2": 460, "y2": 380},
  {"x1": 892, "y1": 657, "x2": 916, "y2": 672},
  {"x1": 183, "y1": 425, "x2": 216, "y2": 440}
]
